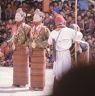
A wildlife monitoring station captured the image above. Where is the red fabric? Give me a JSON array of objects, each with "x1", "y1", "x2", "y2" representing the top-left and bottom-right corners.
[
  {"x1": 55, "y1": 14, "x2": 66, "y2": 25},
  {"x1": 30, "y1": 48, "x2": 45, "y2": 90},
  {"x1": 13, "y1": 44, "x2": 29, "y2": 86}
]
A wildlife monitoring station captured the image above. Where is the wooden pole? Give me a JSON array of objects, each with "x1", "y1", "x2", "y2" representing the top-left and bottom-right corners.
[
  {"x1": 75, "y1": 0, "x2": 78, "y2": 65},
  {"x1": 75, "y1": 0, "x2": 78, "y2": 24}
]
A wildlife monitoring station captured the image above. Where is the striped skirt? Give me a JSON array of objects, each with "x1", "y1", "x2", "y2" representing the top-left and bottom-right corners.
[
  {"x1": 13, "y1": 44, "x2": 29, "y2": 86},
  {"x1": 30, "y1": 48, "x2": 45, "y2": 90}
]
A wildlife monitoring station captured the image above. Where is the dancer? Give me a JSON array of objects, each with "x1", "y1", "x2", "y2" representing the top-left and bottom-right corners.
[
  {"x1": 12, "y1": 12, "x2": 31, "y2": 87},
  {"x1": 48, "y1": 13, "x2": 82, "y2": 87},
  {"x1": 30, "y1": 9, "x2": 50, "y2": 90}
]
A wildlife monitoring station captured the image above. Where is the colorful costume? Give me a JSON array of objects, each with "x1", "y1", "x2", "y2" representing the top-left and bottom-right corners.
[
  {"x1": 0, "y1": 49, "x2": 5, "y2": 66},
  {"x1": 30, "y1": 9, "x2": 50, "y2": 90},
  {"x1": 12, "y1": 13, "x2": 31, "y2": 87}
]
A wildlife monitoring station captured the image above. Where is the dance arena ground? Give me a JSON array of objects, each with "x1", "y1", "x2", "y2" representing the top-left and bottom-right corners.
[{"x1": 0, "y1": 67, "x2": 54, "y2": 96}]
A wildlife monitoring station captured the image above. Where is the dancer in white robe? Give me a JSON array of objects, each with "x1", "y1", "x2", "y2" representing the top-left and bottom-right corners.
[{"x1": 48, "y1": 13, "x2": 82, "y2": 82}]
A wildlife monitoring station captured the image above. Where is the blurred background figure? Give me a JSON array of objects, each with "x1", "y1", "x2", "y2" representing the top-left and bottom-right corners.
[{"x1": 50, "y1": 64, "x2": 95, "y2": 96}]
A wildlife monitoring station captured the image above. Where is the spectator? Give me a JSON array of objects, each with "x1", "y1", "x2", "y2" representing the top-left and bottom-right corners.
[
  {"x1": 88, "y1": 16, "x2": 95, "y2": 34},
  {"x1": 1, "y1": 1, "x2": 7, "y2": 21},
  {"x1": 16, "y1": 1, "x2": 28, "y2": 18},
  {"x1": 77, "y1": 15, "x2": 84, "y2": 33},
  {"x1": 44, "y1": 12, "x2": 55, "y2": 30},
  {"x1": 59, "y1": 10, "x2": 65, "y2": 18},
  {"x1": 11, "y1": 1, "x2": 17, "y2": 17},
  {"x1": 66, "y1": 15, "x2": 74, "y2": 27},
  {"x1": 53, "y1": 2, "x2": 61, "y2": 14},
  {"x1": 78, "y1": 0, "x2": 89, "y2": 10},
  {"x1": 0, "y1": 4, "x2": 1, "y2": 22},
  {"x1": 5, "y1": 3, "x2": 14, "y2": 21}
]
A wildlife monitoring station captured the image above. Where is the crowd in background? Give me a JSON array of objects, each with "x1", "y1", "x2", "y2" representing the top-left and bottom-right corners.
[{"x1": 0, "y1": 0, "x2": 95, "y2": 66}]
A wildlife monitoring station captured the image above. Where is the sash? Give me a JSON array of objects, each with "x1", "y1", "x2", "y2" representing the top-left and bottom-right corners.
[{"x1": 52, "y1": 29, "x2": 62, "y2": 61}]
